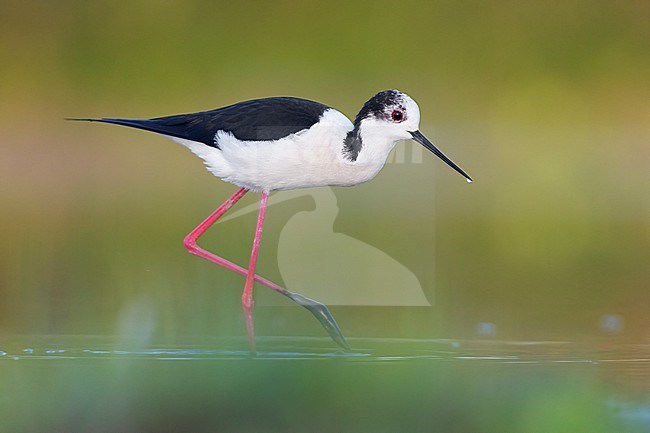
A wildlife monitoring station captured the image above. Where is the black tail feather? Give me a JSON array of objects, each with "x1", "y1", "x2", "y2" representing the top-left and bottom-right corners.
[{"x1": 67, "y1": 117, "x2": 179, "y2": 137}]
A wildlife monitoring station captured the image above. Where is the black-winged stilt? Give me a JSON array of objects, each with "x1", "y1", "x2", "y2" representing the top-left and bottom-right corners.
[{"x1": 70, "y1": 89, "x2": 472, "y2": 352}]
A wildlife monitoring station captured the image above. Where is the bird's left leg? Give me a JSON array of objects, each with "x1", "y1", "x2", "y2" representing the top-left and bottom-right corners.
[
  {"x1": 241, "y1": 191, "x2": 269, "y2": 352},
  {"x1": 183, "y1": 188, "x2": 349, "y2": 350}
]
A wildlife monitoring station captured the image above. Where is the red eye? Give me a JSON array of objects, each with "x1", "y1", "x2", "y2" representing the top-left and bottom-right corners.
[{"x1": 391, "y1": 110, "x2": 404, "y2": 122}]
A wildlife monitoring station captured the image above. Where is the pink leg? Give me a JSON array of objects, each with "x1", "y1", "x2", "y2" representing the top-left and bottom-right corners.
[
  {"x1": 241, "y1": 191, "x2": 269, "y2": 352},
  {"x1": 183, "y1": 187, "x2": 288, "y2": 296},
  {"x1": 183, "y1": 188, "x2": 349, "y2": 351}
]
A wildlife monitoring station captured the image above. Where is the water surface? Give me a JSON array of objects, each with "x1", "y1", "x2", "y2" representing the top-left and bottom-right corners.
[{"x1": 2, "y1": 335, "x2": 649, "y2": 432}]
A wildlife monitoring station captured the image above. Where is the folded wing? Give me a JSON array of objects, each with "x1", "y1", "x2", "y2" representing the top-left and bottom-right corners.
[{"x1": 73, "y1": 97, "x2": 330, "y2": 148}]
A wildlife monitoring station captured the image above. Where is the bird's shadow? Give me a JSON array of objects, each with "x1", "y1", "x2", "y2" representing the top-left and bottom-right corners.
[{"x1": 219, "y1": 187, "x2": 431, "y2": 307}]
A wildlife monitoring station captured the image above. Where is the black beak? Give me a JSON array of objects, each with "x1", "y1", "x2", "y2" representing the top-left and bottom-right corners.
[{"x1": 410, "y1": 130, "x2": 473, "y2": 182}]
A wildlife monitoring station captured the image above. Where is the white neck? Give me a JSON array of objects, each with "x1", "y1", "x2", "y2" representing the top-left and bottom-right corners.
[
  {"x1": 354, "y1": 124, "x2": 400, "y2": 166},
  {"x1": 332, "y1": 123, "x2": 400, "y2": 186}
]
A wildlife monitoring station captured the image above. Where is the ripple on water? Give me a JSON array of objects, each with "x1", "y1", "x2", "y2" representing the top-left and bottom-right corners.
[{"x1": 0, "y1": 336, "x2": 649, "y2": 367}]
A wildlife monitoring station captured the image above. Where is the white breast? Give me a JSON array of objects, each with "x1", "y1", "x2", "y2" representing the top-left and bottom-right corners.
[{"x1": 168, "y1": 108, "x2": 396, "y2": 192}]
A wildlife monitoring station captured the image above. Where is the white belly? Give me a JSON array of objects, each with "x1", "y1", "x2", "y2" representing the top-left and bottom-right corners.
[{"x1": 168, "y1": 108, "x2": 392, "y2": 192}]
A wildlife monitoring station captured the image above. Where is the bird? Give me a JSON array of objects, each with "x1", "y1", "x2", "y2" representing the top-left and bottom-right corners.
[{"x1": 70, "y1": 89, "x2": 472, "y2": 353}]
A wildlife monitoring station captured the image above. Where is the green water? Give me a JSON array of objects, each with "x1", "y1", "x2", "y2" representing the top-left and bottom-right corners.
[{"x1": 2, "y1": 336, "x2": 649, "y2": 432}]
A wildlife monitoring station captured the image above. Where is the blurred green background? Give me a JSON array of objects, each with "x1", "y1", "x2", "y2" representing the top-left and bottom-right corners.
[
  {"x1": 2, "y1": 0, "x2": 647, "y2": 340},
  {"x1": 1, "y1": 1, "x2": 649, "y2": 431}
]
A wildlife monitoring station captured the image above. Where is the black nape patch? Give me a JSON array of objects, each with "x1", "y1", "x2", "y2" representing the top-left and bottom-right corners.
[{"x1": 343, "y1": 128, "x2": 362, "y2": 161}]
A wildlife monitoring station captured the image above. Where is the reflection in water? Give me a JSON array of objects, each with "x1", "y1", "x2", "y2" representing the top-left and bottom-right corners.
[
  {"x1": 2, "y1": 336, "x2": 650, "y2": 432},
  {"x1": 2, "y1": 335, "x2": 650, "y2": 365}
]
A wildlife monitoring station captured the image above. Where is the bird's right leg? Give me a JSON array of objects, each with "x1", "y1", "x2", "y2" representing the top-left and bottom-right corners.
[
  {"x1": 183, "y1": 187, "x2": 298, "y2": 296},
  {"x1": 183, "y1": 187, "x2": 249, "y2": 269},
  {"x1": 183, "y1": 187, "x2": 349, "y2": 350}
]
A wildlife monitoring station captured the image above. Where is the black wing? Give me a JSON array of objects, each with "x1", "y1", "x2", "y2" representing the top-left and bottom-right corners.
[{"x1": 71, "y1": 97, "x2": 330, "y2": 148}]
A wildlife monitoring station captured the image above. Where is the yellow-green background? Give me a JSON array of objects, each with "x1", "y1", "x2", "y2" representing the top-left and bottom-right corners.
[
  {"x1": 2, "y1": 0, "x2": 647, "y2": 339},
  {"x1": 1, "y1": 1, "x2": 648, "y2": 431}
]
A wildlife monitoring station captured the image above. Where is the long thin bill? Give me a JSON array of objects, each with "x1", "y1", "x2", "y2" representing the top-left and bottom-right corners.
[{"x1": 410, "y1": 130, "x2": 473, "y2": 182}]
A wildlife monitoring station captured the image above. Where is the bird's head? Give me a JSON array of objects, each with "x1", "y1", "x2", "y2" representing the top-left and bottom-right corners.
[
  {"x1": 354, "y1": 89, "x2": 421, "y2": 141},
  {"x1": 347, "y1": 89, "x2": 472, "y2": 182}
]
